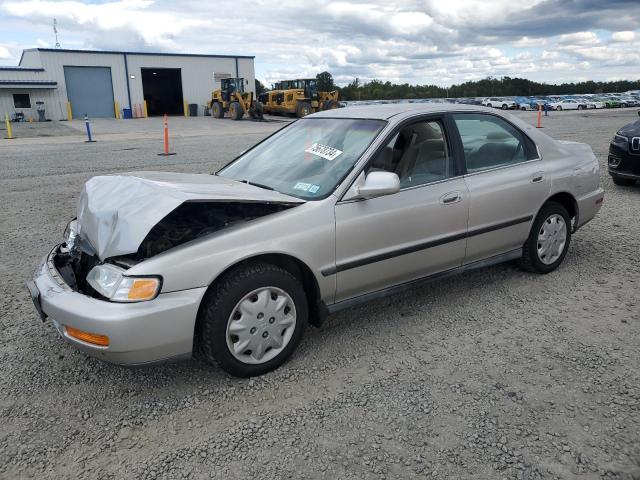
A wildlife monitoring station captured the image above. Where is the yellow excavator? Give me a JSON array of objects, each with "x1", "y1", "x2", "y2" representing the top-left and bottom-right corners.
[
  {"x1": 209, "y1": 78, "x2": 263, "y2": 121},
  {"x1": 259, "y1": 78, "x2": 339, "y2": 117}
]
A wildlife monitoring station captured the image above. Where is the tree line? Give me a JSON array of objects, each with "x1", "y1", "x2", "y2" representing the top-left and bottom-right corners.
[{"x1": 313, "y1": 72, "x2": 640, "y2": 100}]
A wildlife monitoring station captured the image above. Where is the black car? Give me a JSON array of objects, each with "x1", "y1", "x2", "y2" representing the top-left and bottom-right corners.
[{"x1": 609, "y1": 112, "x2": 640, "y2": 186}]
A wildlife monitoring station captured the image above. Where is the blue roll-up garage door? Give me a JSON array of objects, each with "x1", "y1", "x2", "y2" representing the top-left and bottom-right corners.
[{"x1": 64, "y1": 66, "x2": 114, "y2": 118}]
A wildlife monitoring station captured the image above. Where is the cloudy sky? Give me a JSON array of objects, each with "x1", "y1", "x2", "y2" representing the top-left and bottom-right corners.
[{"x1": 1, "y1": 0, "x2": 639, "y2": 87}]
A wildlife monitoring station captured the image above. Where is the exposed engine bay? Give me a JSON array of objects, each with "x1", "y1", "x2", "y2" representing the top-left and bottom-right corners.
[
  {"x1": 54, "y1": 201, "x2": 296, "y2": 296},
  {"x1": 124, "y1": 201, "x2": 295, "y2": 261}
]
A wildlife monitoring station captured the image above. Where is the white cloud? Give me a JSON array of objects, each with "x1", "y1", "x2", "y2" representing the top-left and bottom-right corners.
[
  {"x1": 611, "y1": 31, "x2": 635, "y2": 42},
  {"x1": 0, "y1": 45, "x2": 12, "y2": 59},
  {"x1": 558, "y1": 31, "x2": 600, "y2": 46},
  {"x1": 0, "y1": 1, "x2": 639, "y2": 86}
]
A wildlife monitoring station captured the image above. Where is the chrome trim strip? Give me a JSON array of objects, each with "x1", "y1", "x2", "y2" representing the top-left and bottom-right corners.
[
  {"x1": 327, "y1": 249, "x2": 523, "y2": 313},
  {"x1": 321, "y1": 215, "x2": 532, "y2": 276}
]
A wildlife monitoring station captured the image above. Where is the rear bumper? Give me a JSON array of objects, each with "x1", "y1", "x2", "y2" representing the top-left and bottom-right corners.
[
  {"x1": 28, "y1": 247, "x2": 207, "y2": 365},
  {"x1": 575, "y1": 188, "x2": 604, "y2": 230}
]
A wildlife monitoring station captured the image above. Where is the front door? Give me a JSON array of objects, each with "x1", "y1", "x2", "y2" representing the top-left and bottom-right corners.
[{"x1": 333, "y1": 117, "x2": 469, "y2": 302}]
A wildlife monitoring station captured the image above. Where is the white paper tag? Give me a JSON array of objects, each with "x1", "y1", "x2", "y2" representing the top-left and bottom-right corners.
[{"x1": 304, "y1": 143, "x2": 343, "y2": 161}]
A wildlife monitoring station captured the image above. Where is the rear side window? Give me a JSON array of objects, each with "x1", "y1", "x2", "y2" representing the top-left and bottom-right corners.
[{"x1": 453, "y1": 114, "x2": 538, "y2": 173}]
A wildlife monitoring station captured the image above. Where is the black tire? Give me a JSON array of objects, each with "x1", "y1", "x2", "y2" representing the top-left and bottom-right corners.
[
  {"x1": 229, "y1": 101, "x2": 243, "y2": 121},
  {"x1": 196, "y1": 263, "x2": 308, "y2": 377},
  {"x1": 323, "y1": 99, "x2": 339, "y2": 110},
  {"x1": 296, "y1": 101, "x2": 312, "y2": 118},
  {"x1": 612, "y1": 176, "x2": 636, "y2": 186},
  {"x1": 520, "y1": 106, "x2": 527, "y2": 111},
  {"x1": 501, "y1": 104, "x2": 508, "y2": 110},
  {"x1": 487, "y1": 103, "x2": 493, "y2": 108},
  {"x1": 556, "y1": 106, "x2": 562, "y2": 111},
  {"x1": 518, "y1": 202, "x2": 572, "y2": 274},
  {"x1": 212, "y1": 102, "x2": 224, "y2": 119}
]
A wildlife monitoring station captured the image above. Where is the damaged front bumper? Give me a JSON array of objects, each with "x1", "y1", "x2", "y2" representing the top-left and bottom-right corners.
[{"x1": 27, "y1": 246, "x2": 207, "y2": 365}]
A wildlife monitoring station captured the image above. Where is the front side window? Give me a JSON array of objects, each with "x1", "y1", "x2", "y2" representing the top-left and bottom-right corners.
[
  {"x1": 13, "y1": 93, "x2": 31, "y2": 109},
  {"x1": 218, "y1": 118, "x2": 386, "y2": 199},
  {"x1": 366, "y1": 119, "x2": 454, "y2": 188},
  {"x1": 452, "y1": 114, "x2": 538, "y2": 173}
]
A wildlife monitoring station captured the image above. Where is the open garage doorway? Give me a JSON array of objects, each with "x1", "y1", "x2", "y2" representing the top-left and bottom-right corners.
[{"x1": 141, "y1": 68, "x2": 183, "y2": 116}]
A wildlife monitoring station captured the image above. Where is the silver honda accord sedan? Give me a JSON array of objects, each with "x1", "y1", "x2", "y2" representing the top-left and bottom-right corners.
[{"x1": 27, "y1": 104, "x2": 604, "y2": 377}]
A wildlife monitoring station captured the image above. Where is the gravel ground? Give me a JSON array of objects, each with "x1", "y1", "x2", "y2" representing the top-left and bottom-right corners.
[{"x1": 0, "y1": 109, "x2": 639, "y2": 480}]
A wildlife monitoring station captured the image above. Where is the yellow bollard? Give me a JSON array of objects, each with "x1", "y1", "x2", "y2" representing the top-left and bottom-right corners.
[
  {"x1": 114, "y1": 101, "x2": 120, "y2": 119},
  {"x1": 66, "y1": 101, "x2": 73, "y2": 121},
  {"x1": 143, "y1": 100, "x2": 148, "y2": 118},
  {"x1": 5, "y1": 113, "x2": 13, "y2": 139},
  {"x1": 183, "y1": 100, "x2": 188, "y2": 117}
]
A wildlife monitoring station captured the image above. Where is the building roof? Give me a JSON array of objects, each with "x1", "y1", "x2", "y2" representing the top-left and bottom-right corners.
[
  {"x1": 19, "y1": 48, "x2": 254, "y2": 65},
  {"x1": 0, "y1": 80, "x2": 57, "y2": 89},
  {"x1": 0, "y1": 66, "x2": 45, "y2": 72}
]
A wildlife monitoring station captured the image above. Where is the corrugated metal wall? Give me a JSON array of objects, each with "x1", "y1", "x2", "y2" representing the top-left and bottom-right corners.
[
  {"x1": 2, "y1": 50, "x2": 256, "y2": 120},
  {"x1": 38, "y1": 50, "x2": 128, "y2": 120},
  {"x1": 126, "y1": 55, "x2": 255, "y2": 116},
  {"x1": 0, "y1": 88, "x2": 61, "y2": 121}
]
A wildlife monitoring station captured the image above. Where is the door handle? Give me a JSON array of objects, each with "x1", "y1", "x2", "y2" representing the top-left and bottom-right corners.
[
  {"x1": 440, "y1": 191, "x2": 462, "y2": 205},
  {"x1": 531, "y1": 171, "x2": 545, "y2": 183}
]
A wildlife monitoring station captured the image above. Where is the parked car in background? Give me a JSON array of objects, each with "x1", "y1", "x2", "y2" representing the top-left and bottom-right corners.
[
  {"x1": 482, "y1": 97, "x2": 516, "y2": 109},
  {"x1": 618, "y1": 96, "x2": 640, "y2": 107},
  {"x1": 514, "y1": 96, "x2": 536, "y2": 110},
  {"x1": 578, "y1": 96, "x2": 605, "y2": 109},
  {"x1": 601, "y1": 97, "x2": 621, "y2": 108},
  {"x1": 609, "y1": 112, "x2": 640, "y2": 186},
  {"x1": 549, "y1": 99, "x2": 585, "y2": 111},
  {"x1": 27, "y1": 104, "x2": 604, "y2": 377}
]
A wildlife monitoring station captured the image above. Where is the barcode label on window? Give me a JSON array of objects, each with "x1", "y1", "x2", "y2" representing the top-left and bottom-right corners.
[{"x1": 304, "y1": 143, "x2": 343, "y2": 161}]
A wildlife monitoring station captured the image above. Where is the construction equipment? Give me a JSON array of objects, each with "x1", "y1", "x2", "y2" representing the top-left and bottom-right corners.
[
  {"x1": 209, "y1": 78, "x2": 263, "y2": 121},
  {"x1": 259, "y1": 78, "x2": 339, "y2": 118}
]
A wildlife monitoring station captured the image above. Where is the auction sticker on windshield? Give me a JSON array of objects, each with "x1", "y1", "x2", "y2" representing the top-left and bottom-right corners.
[{"x1": 304, "y1": 143, "x2": 343, "y2": 161}]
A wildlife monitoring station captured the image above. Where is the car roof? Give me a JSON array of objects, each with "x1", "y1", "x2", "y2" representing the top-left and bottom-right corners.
[{"x1": 311, "y1": 102, "x2": 493, "y2": 120}]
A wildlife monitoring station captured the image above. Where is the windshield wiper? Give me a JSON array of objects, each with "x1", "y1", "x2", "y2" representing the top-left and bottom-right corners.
[{"x1": 239, "y1": 179, "x2": 275, "y2": 191}]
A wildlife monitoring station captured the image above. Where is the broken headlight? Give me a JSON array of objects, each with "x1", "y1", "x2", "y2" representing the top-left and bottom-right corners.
[
  {"x1": 87, "y1": 264, "x2": 161, "y2": 302},
  {"x1": 63, "y1": 219, "x2": 78, "y2": 250}
]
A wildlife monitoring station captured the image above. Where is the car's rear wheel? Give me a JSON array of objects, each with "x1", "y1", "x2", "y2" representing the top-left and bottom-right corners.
[
  {"x1": 518, "y1": 202, "x2": 571, "y2": 274},
  {"x1": 612, "y1": 176, "x2": 636, "y2": 186},
  {"x1": 196, "y1": 263, "x2": 307, "y2": 377}
]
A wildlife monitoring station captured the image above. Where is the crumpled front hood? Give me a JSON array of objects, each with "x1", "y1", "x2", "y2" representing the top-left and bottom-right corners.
[{"x1": 76, "y1": 171, "x2": 303, "y2": 260}]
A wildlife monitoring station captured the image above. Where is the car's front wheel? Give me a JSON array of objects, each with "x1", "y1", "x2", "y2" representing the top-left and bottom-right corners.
[
  {"x1": 196, "y1": 263, "x2": 308, "y2": 377},
  {"x1": 518, "y1": 202, "x2": 571, "y2": 274}
]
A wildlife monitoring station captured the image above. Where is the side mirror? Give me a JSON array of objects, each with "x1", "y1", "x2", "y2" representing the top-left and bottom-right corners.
[{"x1": 344, "y1": 171, "x2": 400, "y2": 200}]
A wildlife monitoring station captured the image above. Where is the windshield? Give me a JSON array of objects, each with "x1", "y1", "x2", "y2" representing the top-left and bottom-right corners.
[{"x1": 218, "y1": 118, "x2": 386, "y2": 199}]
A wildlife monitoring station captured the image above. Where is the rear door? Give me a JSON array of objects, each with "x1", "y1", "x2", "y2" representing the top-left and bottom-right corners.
[
  {"x1": 333, "y1": 116, "x2": 469, "y2": 302},
  {"x1": 450, "y1": 113, "x2": 549, "y2": 264}
]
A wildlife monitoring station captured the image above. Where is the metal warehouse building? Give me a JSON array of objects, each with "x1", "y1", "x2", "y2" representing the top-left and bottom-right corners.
[{"x1": 0, "y1": 48, "x2": 255, "y2": 120}]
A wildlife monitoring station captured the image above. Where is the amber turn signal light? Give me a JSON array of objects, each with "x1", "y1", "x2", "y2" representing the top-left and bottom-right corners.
[
  {"x1": 65, "y1": 325, "x2": 110, "y2": 346},
  {"x1": 127, "y1": 279, "x2": 160, "y2": 301}
]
